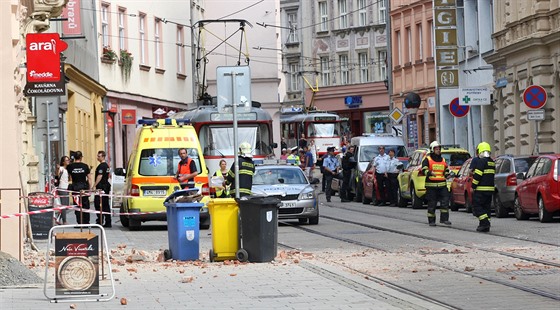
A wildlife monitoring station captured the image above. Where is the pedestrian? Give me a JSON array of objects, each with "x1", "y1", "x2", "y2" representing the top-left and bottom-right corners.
[
  {"x1": 213, "y1": 159, "x2": 230, "y2": 198},
  {"x1": 471, "y1": 142, "x2": 495, "y2": 232},
  {"x1": 281, "y1": 137, "x2": 288, "y2": 151},
  {"x1": 340, "y1": 145, "x2": 356, "y2": 202},
  {"x1": 299, "y1": 148, "x2": 306, "y2": 170},
  {"x1": 92, "y1": 150, "x2": 112, "y2": 227},
  {"x1": 322, "y1": 146, "x2": 340, "y2": 203},
  {"x1": 309, "y1": 140, "x2": 317, "y2": 167},
  {"x1": 373, "y1": 146, "x2": 389, "y2": 205},
  {"x1": 319, "y1": 152, "x2": 328, "y2": 192},
  {"x1": 176, "y1": 148, "x2": 199, "y2": 189},
  {"x1": 304, "y1": 146, "x2": 314, "y2": 179},
  {"x1": 386, "y1": 149, "x2": 401, "y2": 207},
  {"x1": 67, "y1": 151, "x2": 91, "y2": 224},
  {"x1": 57, "y1": 156, "x2": 70, "y2": 225},
  {"x1": 225, "y1": 142, "x2": 255, "y2": 197},
  {"x1": 280, "y1": 148, "x2": 288, "y2": 160},
  {"x1": 298, "y1": 133, "x2": 308, "y2": 149},
  {"x1": 422, "y1": 141, "x2": 451, "y2": 226}
]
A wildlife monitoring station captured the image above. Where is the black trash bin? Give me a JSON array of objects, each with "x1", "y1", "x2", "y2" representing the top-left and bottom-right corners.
[
  {"x1": 28, "y1": 192, "x2": 55, "y2": 239},
  {"x1": 237, "y1": 196, "x2": 280, "y2": 263}
]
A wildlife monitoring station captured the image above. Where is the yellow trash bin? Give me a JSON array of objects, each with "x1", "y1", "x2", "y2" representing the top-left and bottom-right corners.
[{"x1": 207, "y1": 198, "x2": 239, "y2": 262}]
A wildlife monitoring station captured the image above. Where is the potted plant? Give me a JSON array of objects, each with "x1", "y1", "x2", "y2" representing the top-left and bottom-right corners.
[
  {"x1": 119, "y1": 49, "x2": 133, "y2": 82},
  {"x1": 101, "y1": 46, "x2": 117, "y2": 63}
]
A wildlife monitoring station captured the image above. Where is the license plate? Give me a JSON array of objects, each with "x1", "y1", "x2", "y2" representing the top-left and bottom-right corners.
[
  {"x1": 144, "y1": 190, "x2": 167, "y2": 196},
  {"x1": 281, "y1": 202, "x2": 296, "y2": 208}
]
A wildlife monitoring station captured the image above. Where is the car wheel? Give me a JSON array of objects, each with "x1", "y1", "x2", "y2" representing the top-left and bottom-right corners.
[
  {"x1": 494, "y1": 194, "x2": 509, "y2": 218},
  {"x1": 120, "y1": 205, "x2": 129, "y2": 227},
  {"x1": 514, "y1": 195, "x2": 530, "y2": 220},
  {"x1": 308, "y1": 215, "x2": 319, "y2": 225},
  {"x1": 411, "y1": 186, "x2": 423, "y2": 209},
  {"x1": 363, "y1": 185, "x2": 372, "y2": 205},
  {"x1": 465, "y1": 193, "x2": 473, "y2": 214},
  {"x1": 397, "y1": 187, "x2": 408, "y2": 208},
  {"x1": 538, "y1": 196, "x2": 553, "y2": 223}
]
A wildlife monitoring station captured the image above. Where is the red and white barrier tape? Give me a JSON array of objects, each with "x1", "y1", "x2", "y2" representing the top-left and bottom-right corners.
[
  {"x1": 0, "y1": 204, "x2": 169, "y2": 220},
  {"x1": 0, "y1": 205, "x2": 75, "y2": 219}
]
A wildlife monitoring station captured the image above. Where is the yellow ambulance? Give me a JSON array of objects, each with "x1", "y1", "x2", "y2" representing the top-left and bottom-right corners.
[{"x1": 121, "y1": 118, "x2": 210, "y2": 230}]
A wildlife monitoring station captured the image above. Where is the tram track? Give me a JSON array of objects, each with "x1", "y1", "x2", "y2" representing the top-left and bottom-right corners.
[{"x1": 278, "y1": 217, "x2": 560, "y2": 302}]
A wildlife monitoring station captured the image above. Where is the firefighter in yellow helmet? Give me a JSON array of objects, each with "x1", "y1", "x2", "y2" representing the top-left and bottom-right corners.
[
  {"x1": 421, "y1": 141, "x2": 451, "y2": 226},
  {"x1": 471, "y1": 142, "x2": 495, "y2": 232},
  {"x1": 225, "y1": 142, "x2": 255, "y2": 197}
]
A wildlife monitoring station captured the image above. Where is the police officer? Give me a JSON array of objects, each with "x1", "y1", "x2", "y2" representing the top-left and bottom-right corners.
[
  {"x1": 422, "y1": 141, "x2": 451, "y2": 226},
  {"x1": 340, "y1": 145, "x2": 356, "y2": 202},
  {"x1": 67, "y1": 151, "x2": 91, "y2": 224},
  {"x1": 225, "y1": 142, "x2": 255, "y2": 197},
  {"x1": 287, "y1": 147, "x2": 301, "y2": 166},
  {"x1": 322, "y1": 146, "x2": 340, "y2": 203},
  {"x1": 373, "y1": 146, "x2": 389, "y2": 205},
  {"x1": 176, "y1": 148, "x2": 199, "y2": 189},
  {"x1": 92, "y1": 150, "x2": 112, "y2": 227},
  {"x1": 471, "y1": 142, "x2": 495, "y2": 232},
  {"x1": 386, "y1": 149, "x2": 401, "y2": 207}
]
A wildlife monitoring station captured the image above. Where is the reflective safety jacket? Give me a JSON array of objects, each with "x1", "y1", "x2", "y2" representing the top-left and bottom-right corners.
[
  {"x1": 225, "y1": 156, "x2": 255, "y2": 197},
  {"x1": 422, "y1": 155, "x2": 449, "y2": 187},
  {"x1": 287, "y1": 154, "x2": 301, "y2": 166},
  {"x1": 213, "y1": 170, "x2": 229, "y2": 198},
  {"x1": 472, "y1": 157, "x2": 495, "y2": 191},
  {"x1": 177, "y1": 157, "x2": 196, "y2": 188}
]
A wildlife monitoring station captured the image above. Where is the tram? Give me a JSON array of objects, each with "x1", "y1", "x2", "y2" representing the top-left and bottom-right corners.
[
  {"x1": 280, "y1": 111, "x2": 342, "y2": 156},
  {"x1": 172, "y1": 105, "x2": 275, "y2": 176}
]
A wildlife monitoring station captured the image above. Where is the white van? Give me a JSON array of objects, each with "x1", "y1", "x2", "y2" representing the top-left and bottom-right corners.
[{"x1": 345, "y1": 134, "x2": 407, "y2": 201}]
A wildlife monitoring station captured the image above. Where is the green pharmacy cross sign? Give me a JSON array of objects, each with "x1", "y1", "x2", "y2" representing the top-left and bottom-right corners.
[{"x1": 462, "y1": 96, "x2": 471, "y2": 104}]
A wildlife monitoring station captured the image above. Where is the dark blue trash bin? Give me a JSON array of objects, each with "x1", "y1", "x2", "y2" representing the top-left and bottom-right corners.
[{"x1": 164, "y1": 197, "x2": 203, "y2": 261}]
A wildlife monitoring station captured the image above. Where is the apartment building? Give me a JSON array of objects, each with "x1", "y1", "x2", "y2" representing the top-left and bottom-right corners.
[{"x1": 281, "y1": 0, "x2": 390, "y2": 138}]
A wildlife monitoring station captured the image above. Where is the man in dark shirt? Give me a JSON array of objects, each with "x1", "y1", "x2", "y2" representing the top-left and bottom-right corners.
[
  {"x1": 67, "y1": 151, "x2": 91, "y2": 224},
  {"x1": 298, "y1": 133, "x2": 308, "y2": 149},
  {"x1": 340, "y1": 146, "x2": 356, "y2": 202},
  {"x1": 92, "y1": 150, "x2": 112, "y2": 227},
  {"x1": 176, "y1": 148, "x2": 199, "y2": 189}
]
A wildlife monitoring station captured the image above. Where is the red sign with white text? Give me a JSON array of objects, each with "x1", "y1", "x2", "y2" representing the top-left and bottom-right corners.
[
  {"x1": 122, "y1": 109, "x2": 137, "y2": 125},
  {"x1": 26, "y1": 33, "x2": 68, "y2": 82},
  {"x1": 62, "y1": 0, "x2": 83, "y2": 36}
]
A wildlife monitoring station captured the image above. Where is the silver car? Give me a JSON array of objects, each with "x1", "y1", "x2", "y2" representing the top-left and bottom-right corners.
[
  {"x1": 494, "y1": 155, "x2": 538, "y2": 217},
  {"x1": 252, "y1": 165, "x2": 320, "y2": 224}
]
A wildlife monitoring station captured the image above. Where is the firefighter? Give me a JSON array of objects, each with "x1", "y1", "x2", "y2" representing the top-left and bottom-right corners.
[
  {"x1": 225, "y1": 142, "x2": 255, "y2": 197},
  {"x1": 421, "y1": 141, "x2": 451, "y2": 226},
  {"x1": 471, "y1": 142, "x2": 495, "y2": 232}
]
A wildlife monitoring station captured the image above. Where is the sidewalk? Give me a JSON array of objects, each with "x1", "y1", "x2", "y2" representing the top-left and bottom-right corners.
[{"x1": 0, "y1": 217, "x2": 449, "y2": 309}]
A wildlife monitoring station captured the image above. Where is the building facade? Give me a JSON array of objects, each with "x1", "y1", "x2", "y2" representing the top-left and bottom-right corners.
[
  {"x1": 485, "y1": 0, "x2": 560, "y2": 155},
  {"x1": 282, "y1": 0, "x2": 391, "y2": 139}
]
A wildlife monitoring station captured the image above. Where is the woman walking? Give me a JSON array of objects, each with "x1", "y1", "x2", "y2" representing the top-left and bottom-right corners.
[{"x1": 57, "y1": 156, "x2": 70, "y2": 225}]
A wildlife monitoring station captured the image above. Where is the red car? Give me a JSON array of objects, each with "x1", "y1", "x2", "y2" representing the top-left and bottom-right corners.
[
  {"x1": 514, "y1": 154, "x2": 560, "y2": 222},
  {"x1": 450, "y1": 158, "x2": 474, "y2": 212},
  {"x1": 362, "y1": 157, "x2": 408, "y2": 205}
]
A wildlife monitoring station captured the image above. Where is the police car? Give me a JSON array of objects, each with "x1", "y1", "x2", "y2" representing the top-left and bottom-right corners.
[{"x1": 252, "y1": 164, "x2": 320, "y2": 224}]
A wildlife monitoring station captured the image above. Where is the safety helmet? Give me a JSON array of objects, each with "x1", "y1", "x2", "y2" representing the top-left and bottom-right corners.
[
  {"x1": 430, "y1": 141, "x2": 442, "y2": 153},
  {"x1": 239, "y1": 142, "x2": 252, "y2": 158},
  {"x1": 477, "y1": 142, "x2": 491, "y2": 158}
]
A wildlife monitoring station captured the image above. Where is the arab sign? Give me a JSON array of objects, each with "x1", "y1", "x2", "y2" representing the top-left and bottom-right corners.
[{"x1": 459, "y1": 87, "x2": 491, "y2": 105}]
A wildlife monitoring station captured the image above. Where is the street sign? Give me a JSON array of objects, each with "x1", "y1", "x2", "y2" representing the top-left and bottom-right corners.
[
  {"x1": 459, "y1": 87, "x2": 491, "y2": 105},
  {"x1": 437, "y1": 69, "x2": 459, "y2": 87},
  {"x1": 527, "y1": 109, "x2": 545, "y2": 121},
  {"x1": 389, "y1": 107, "x2": 404, "y2": 124},
  {"x1": 523, "y1": 85, "x2": 547, "y2": 109},
  {"x1": 449, "y1": 97, "x2": 469, "y2": 118}
]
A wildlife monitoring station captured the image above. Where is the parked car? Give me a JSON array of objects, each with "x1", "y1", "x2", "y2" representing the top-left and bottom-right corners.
[
  {"x1": 514, "y1": 154, "x2": 560, "y2": 222},
  {"x1": 493, "y1": 155, "x2": 538, "y2": 217},
  {"x1": 397, "y1": 145, "x2": 471, "y2": 208},
  {"x1": 252, "y1": 164, "x2": 320, "y2": 224},
  {"x1": 450, "y1": 158, "x2": 474, "y2": 212},
  {"x1": 361, "y1": 157, "x2": 407, "y2": 205}
]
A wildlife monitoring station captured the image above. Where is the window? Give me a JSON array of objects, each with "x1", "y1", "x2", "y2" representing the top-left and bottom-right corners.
[
  {"x1": 177, "y1": 26, "x2": 185, "y2": 74},
  {"x1": 155, "y1": 18, "x2": 163, "y2": 68},
  {"x1": 428, "y1": 20, "x2": 434, "y2": 58},
  {"x1": 101, "y1": 4, "x2": 110, "y2": 48},
  {"x1": 358, "y1": 52, "x2": 369, "y2": 83},
  {"x1": 407, "y1": 27, "x2": 412, "y2": 63},
  {"x1": 358, "y1": 0, "x2": 367, "y2": 26},
  {"x1": 139, "y1": 13, "x2": 147, "y2": 64},
  {"x1": 379, "y1": 0, "x2": 387, "y2": 24},
  {"x1": 139, "y1": 148, "x2": 201, "y2": 177},
  {"x1": 417, "y1": 23, "x2": 423, "y2": 60},
  {"x1": 289, "y1": 63, "x2": 299, "y2": 91},
  {"x1": 338, "y1": 0, "x2": 348, "y2": 29},
  {"x1": 287, "y1": 12, "x2": 298, "y2": 43},
  {"x1": 378, "y1": 50, "x2": 387, "y2": 80},
  {"x1": 118, "y1": 8, "x2": 126, "y2": 52},
  {"x1": 319, "y1": 2, "x2": 328, "y2": 31},
  {"x1": 395, "y1": 30, "x2": 401, "y2": 65},
  {"x1": 339, "y1": 54, "x2": 349, "y2": 84},
  {"x1": 320, "y1": 56, "x2": 330, "y2": 86}
]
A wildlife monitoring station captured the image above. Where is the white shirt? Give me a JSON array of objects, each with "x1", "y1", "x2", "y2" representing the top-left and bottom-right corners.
[
  {"x1": 373, "y1": 154, "x2": 390, "y2": 174},
  {"x1": 387, "y1": 157, "x2": 401, "y2": 173},
  {"x1": 58, "y1": 166, "x2": 69, "y2": 189}
]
